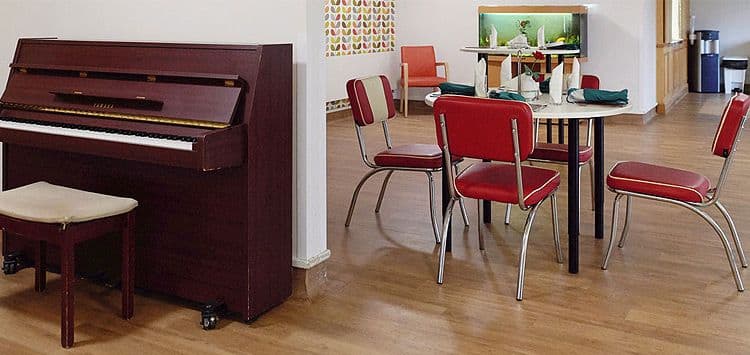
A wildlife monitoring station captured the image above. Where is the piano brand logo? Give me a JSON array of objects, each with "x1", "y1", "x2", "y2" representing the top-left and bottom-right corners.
[
  {"x1": 325, "y1": 0, "x2": 394, "y2": 57},
  {"x1": 93, "y1": 103, "x2": 115, "y2": 109}
]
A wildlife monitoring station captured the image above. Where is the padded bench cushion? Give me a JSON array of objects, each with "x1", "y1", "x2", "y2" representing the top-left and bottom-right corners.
[
  {"x1": 529, "y1": 143, "x2": 593, "y2": 163},
  {"x1": 374, "y1": 143, "x2": 459, "y2": 169},
  {"x1": 607, "y1": 161, "x2": 711, "y2": 203},
  {"x1": 0, "y1": 182, "x2": 138, "y2": 224},
  {"x1": 456, "y1": 162, "x2": 560, "y2": 206}
]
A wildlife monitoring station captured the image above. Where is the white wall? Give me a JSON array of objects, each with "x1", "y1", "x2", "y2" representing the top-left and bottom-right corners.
[
  {"x1": 327, "y1": 53, "x2": 399, "y2": 102},
  {"x1": 0, "y1": 0, "x2": 330, "y2": 269},
  {"x1": 396, "y1": 0, "x2": 657, "y2": 114},
  {"x1": 691, "y1": 0, "x2": 750, "y2": 83}
]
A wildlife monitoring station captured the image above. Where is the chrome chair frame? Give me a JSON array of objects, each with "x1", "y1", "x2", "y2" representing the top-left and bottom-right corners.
[
  {"x1": 602, "y1": 113, "x2": 749, "y2": 292},
  {"x1": 437, "y1": 115, "x2": 563, "y2": 300},
  {"x1": 503, "y1": 118, "x2": 595, "y2": 225},
  {"x1": 345, "y1": 120, "x2": 469, "y2": 244}
]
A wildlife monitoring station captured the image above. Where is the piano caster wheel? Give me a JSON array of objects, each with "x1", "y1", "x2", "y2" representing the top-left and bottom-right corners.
[
  {"x1": 200, "y1": 302, "x2": 227, "y2": 330},
  {"x1": 3, "y1": 252, "x2": 26, "y2": 275}
]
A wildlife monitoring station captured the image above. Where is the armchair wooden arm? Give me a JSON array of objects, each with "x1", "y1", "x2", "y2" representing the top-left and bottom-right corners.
[{"x1": 435, "y1": 61, "x2": 449, "y2": 80}]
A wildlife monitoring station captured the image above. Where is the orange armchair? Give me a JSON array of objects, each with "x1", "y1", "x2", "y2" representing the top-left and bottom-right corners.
[{"x1": 400, "y1": 46, "x2": 448, "y2": 117}]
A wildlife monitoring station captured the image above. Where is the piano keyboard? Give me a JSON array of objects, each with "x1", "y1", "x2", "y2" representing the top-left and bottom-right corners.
[{"x1": 0, "y1": 118, "x2": 196, "y2": 151}]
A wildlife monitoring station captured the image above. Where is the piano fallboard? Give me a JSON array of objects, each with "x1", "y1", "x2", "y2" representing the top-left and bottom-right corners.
[{"x1": 0, "y1": 113, "x2": 246, "y2": 170}]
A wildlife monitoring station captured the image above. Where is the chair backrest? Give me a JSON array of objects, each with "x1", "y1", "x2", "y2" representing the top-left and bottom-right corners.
[
  {"x1": 401, "y1": 46, "x2": 438, "y2": 78},
  {"x1": 712, "y1": 92, "x2": 750, "y2": 158},
  {"x1": 346, "y1": 75, "x2": 397, "y2": 127},
  {"x1": 581, "y1": 74, "x2": 600, "y2": 90},
  {"x1": 433, "y1": 95, "x2": 535, "y2": 163}
]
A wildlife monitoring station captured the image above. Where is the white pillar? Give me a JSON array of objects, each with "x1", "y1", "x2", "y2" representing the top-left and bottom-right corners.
[{"x1": 293, "y1": 0, "x2": 330, "y2": 269}]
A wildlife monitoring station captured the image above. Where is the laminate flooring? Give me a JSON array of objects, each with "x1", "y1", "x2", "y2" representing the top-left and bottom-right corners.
[{"x1": 1, "y1": 94, "x2": 748, "y2": 354}]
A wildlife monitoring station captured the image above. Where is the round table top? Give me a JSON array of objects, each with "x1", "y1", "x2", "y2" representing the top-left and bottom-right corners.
[
  {"x1": 424, "y1": 92, "x2": 632, "y2": 119},
  {"x1": 460, "y1": 46, "x2": 581, "y2": 56}
]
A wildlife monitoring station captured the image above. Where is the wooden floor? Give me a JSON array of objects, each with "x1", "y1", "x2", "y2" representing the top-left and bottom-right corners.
[{"x1": 2, "y1": 93, "x2": 750, "y2": 354}]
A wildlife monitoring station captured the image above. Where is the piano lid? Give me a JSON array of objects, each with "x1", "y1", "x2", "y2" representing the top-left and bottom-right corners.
[{"x1": 1, "y1": 63, "x2": 243, "y2": 130}]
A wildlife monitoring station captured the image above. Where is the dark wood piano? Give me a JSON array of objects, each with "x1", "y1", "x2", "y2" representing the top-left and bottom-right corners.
[{"x1": 0, "y1": 39, "x2": 292, "y2": 325}]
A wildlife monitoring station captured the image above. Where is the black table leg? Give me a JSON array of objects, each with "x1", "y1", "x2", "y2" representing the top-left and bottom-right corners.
[
  {"x1": 594, "y1": 118, "x2": 605, "y2": 239},
  {"x1": 482, "y1": 159, "x2": 492, "y2": 224},
  {"x1": 558, "y1": 119, "x2": 565, "y2": 144},
  {"x1": 568, "y1": 118, "x2": 580, "y2": 274},
  {"x1": 442, "y1": 159, "x2": 452, "y2": 253},
  {"x1": 546, "y1": 120, "x2": 553, "y2": 143}
]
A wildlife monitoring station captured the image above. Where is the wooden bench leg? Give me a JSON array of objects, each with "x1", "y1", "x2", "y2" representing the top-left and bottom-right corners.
[
  {"x1": 121, "y1": 212, "x2": 135, "y2": 320},
  {"x1": 60, "y1": 240, "x2": 75, "y2": 348},
  {"x1": 34, "y1": 241, "x2": 46, "y2": 292}
]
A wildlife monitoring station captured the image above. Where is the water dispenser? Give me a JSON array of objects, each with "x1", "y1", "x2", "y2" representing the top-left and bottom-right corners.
[{"x1": 689, "y1": 30, "x2": 721, "y2": 93}]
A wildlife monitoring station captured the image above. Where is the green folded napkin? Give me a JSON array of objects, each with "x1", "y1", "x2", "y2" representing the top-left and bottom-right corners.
[
  {"x1": 489, "y1": 90, "x2": 527, "y2": 102},
  {"x1": 438, "y1": 82, "x2": 475, "y2": 96},
  {"x1": 539, "y1": 77, "x2": 551, "y2": 94},
  {"x1": 567, "y1": 88, "x2": 629, "y2": 105}
]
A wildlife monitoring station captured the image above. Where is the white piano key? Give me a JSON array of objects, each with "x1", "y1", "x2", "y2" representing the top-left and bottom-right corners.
[{"x1": 0, "y1": 120, "x2": 195, "y2": 151}]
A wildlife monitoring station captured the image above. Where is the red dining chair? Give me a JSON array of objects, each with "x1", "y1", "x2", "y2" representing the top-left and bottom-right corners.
[
  {"x1": 503, "y1": 75, "x2": 601, "y2": 225},
  {"x1": 602, "y1": 93, "x2": 750, "y2": 291},
  {"x1": 401, "y1": 46, "x2": 448, "y2": 117},
  {"x1": 433, "y1": 95, "x2": 563, "y2": 300},
  {"x1": 345, "y1": 76, "x2": 469, "y2": 244}
]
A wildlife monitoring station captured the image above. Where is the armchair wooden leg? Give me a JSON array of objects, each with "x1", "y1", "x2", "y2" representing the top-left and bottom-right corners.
[
  {"x1": 121, "y1": 212, "x2": 135, "y2": 320},
  {"x1": 400, "y1": 86, "x2": 404, "y2": 113},
  {"x1": 60, "y1": 240, "x2": 75, "y2": 348},
  {"x1": 403, "y1": 84, "x2": 409, "y2": 117},
  {"x1": 34, "y1": 240, "x2": 46, "y2": 292}
]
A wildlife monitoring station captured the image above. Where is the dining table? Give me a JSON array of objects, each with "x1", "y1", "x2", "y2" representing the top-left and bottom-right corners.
[
  {"x1": 460, "y1": 46, "x2": 583, "y2": 145},
  {"x1": 425, "y1": 92, "x2": 632, "y2": 274}
]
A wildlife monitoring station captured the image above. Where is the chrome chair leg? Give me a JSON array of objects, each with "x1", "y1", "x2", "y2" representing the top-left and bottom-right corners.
[
  {"x1": 550, "y1": 193, "x2": 564, "y2": 263},
  {"x1": 504, "y1": 203, "x2": 512, "y2": 225},
  {"x1": 617, "y1": 196, "x2": 632, "y2": 248},
  {"x1": 374, "y1": 171, "x2": 395, "y2": 213},
  {"x1": 716, "y1": 201, "x2": 748, "y2": 268},
  {"x1": 690, "y1": 207, "x2": 744, "y2": 291},
  {"x1": 602, "y1": 194, "x2": 625, "y2": 270},
  {"x1": 437, "y1": 199, "x2": 457, "y2": 284},
  {"x1": 588, "y1": 161, "x2": 595, "y2": 211},
  {"x1": 345, "y1": 168, "x2": 388, "y2": 227},
  {"x1": 516, "y1": 203, "x2": 541, "y2": 301},
  {"x1": 459, "y1": 198, "x2": 470, "y2": 227},
  {"x1": 454, "y1": 165, "x2": 470, "y2": 227},
  {"x1": 426, "y1": 172, "x2": 441, "y2": 244},
  {"x1": 477, "y1": 199, "x2": 485, "y2": 251}
]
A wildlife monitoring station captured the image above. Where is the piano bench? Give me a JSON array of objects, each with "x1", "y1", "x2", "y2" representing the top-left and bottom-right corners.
[{"x1": 0, "y1": 182, "x2": 137, "y2": 348}]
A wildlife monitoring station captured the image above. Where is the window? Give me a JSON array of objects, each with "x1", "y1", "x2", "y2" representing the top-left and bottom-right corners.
[{"x1": 670, "y1": 0, "x2": 682, "y2": 41}]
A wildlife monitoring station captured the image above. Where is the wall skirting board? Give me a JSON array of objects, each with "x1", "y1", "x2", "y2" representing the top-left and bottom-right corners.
[
  {"x1": 293, "y1": 249, "x2": 331, "y2": 270},
  {"x1": 326, "y1": 98, "x2": 351, "y2": 113}
]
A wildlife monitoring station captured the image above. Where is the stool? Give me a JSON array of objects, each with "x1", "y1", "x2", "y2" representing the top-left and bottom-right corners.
[{"x1": 0, "y1": 182, "x2": 138, "y2": 348}]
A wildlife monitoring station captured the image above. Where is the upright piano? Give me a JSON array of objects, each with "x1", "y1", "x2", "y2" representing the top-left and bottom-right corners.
[{"x1": 0, "y1": 39, "x2": 292, "y2": 323}]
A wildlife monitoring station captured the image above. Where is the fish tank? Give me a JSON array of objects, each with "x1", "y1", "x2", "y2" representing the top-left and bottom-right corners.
[{"x1": 478, "y1": 6, "x2": 588, "y2": 57}]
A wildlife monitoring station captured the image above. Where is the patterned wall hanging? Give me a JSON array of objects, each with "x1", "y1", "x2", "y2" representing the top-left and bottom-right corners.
[{"x1": 325, "y1": 0, "x2": 396, "y2": 57}]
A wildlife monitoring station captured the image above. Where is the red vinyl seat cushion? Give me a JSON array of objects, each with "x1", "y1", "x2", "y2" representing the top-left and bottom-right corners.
[
  {"x1": 528, "y1": 143, "x2": 593, "y2": 163},
  {"x1": 607, "y1": 161, "x2": 711, "y2": 203},
  {"x1": 405, "y1": 76, "x2": 447, "y2": 87},
  {"x1": 374, "y1": 144, "x2": 457, "y2": 169},
  {"x1": 456, "y1": 162, "x2": 560, "y2": 206}
]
